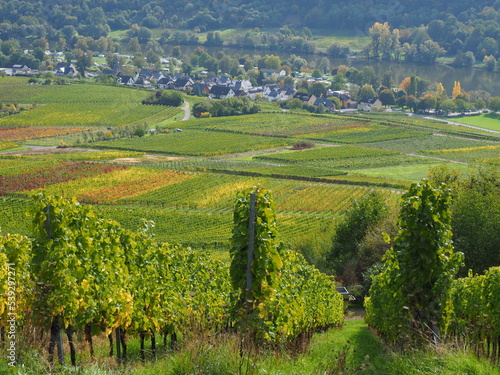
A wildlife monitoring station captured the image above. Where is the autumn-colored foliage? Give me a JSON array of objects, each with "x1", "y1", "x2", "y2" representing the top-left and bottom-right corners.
[{"x1": 0, "y1": 162, "x2": 128, "y2": 195}]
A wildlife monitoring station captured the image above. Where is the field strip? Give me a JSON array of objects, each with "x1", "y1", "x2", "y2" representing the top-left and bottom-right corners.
[
  {"x1": 405, "y1": 153, "x2": 472, "y2": 165},
  {"x1": 409, "y1": 113, "x2": 500, "y2": 134}
]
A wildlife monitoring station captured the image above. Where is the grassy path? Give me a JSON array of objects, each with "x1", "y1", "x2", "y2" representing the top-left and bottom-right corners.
[{"x1": 4, "y1": 318, "x2": 500, "y2": 373}]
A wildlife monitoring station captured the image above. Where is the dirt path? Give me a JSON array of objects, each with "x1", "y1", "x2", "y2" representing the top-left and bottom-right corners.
[{"x1": 181, "y1": 101, "x2": 190, "y2": 121}]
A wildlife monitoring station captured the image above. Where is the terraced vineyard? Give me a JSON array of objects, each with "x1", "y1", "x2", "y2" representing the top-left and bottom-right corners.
[
  {"x1": 361, "y1": 133, "x2": 498, "y2": 152},
  {"x1": 0, "y1": 103, "x2": 181, "y2": 127},
  {"x1": 0, "y1": 80, "x2": 181, "y2": 146},
  {"x1": 93, "y1": 129, "x2": 295, "y2": 156},
  {"x1": 1, "y1": 78, "x2": 499, "y2": 257},
  {"x1": 0, "y1": 126, "x2": 88, "y2": 142},
  {"x1": 4, "y1": 149, "x2": 145, "y2": 161},
  {"x1": 0, "y1": 78, "x2": 152, "y2": 104},
  {"x1": 0, "y1": 140, "x2": 17, "y2": 150},
  {"x1": 422, "y1": 145, "x2": 500, "y2": 165}
]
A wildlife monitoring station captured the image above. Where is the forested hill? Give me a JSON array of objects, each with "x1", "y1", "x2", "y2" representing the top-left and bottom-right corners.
[{"x1": 0, "y1": 0, "x2": 499, "y2": 39}]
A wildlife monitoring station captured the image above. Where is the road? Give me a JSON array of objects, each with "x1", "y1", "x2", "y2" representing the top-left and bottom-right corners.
[{"x1": 181, "y1": 101, "x2": 190, "y2": 121}]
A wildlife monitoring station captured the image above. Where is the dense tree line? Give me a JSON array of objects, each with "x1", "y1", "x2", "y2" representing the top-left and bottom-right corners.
[
  {"x1": 366, "y1": 19, "x2": 500, "y2": 64},
  {"x1": 0, "y1": 0, "x2": 495, "y2": 34},
  {"x1": 0, "y1": 0, "x2": 499, "y2": 57},
  {"x1": 322, "y1": 168, "x2": 500, "y2": 306},
  {"x1": 227, "y1": 27, "x2": 316, "y2": 55}
]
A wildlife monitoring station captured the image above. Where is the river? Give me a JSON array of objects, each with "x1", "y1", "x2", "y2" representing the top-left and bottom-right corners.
[{"x1": 180, "y1": 45, "x2": 500, "y2": 96}]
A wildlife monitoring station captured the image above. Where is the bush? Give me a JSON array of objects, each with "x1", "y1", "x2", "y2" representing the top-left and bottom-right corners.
[
  {"x1": 143, "y1": 90, "x2": 184, "y2": 107},
  {"x1": 193, "y1": 98, "x2": 260, "y2": 117},
  {"x1": 292, "y1": 142, "x2": 315, "y2": 150}
]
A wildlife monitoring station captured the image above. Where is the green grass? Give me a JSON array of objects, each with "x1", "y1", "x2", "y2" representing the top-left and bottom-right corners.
[
  {"x1": 5, "y1": 319, "x2": 499, "y2": 375},
  {"x1": 353, "y1": 112, "x2": 500, "y2": 138},
  {"x1": 351, "y1": 163, "x2": 472, "y2": 181},
  {"x1": 305, "y1": 154, "x2": 437, "y2": 170},
  {"x1": 22, "y1": 131, "x2": 94, "y2": 146},
  {"x1": 451, "y1": 113, "x2": 500, "y2": 131},
  {"x1": 313, "y1": 31, "x2": 371, "y2": 51}
]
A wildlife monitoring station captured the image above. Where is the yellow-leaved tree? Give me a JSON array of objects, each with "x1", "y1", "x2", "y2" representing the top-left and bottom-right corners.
[{"x1": 452, "y1": 81, "x2": 462, "y2": 99}]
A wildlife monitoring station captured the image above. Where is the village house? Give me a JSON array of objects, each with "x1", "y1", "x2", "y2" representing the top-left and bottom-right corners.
[
  {"x1": 101, "y1": 68, "x2": 118, "y2": 76},
  {"x1": 134, "y1": 77, "x2": 153, "y2": 88},
  {"x1": 247, "y1": 88, "x2": 265, "y2": 100},
  {"x1": 293, "y1": 92, "x2": 317, "y2": 106},
  {"x1": 8, "y1": 64, "x2": 33, "y2": 76},
  {"x1": 215, "y1": 76, "x2": 233, "y2": 86},
  {"x1": 191, "y1": 82, "x2": 211, "y2": 96},
  {"x1": 233, "y1": 89, "x2": 247, "y2": 98},
  {"x1": 157, "y1": 76, "x2": 174, "y2": 89},
  {"x1": 267, "y1": 89, "x2": 281, "y2": 101},
  {"x1": 358, "y1": 97, "x2": 383, "y2": 111},
  {"x1": 261, "y1": 68, "x2": 287, "y2": 79},
  {"x1": 329, "y1": 90, "x2": 352, "y2": 108},
  {"x1": 55, "y1": 62, "x2": 77, "y2": 77},
  {"x1": 139, "y1": 68, "x2": 165, "y2": 82},
  {"x1": 173, "y1": 77, "x2": 194, "y2": 91},
  {"x1": 209, "y1": 85, "x2": 235, "y2": 99},
  {"x1": 116, "y1": 75, "x2": 135, "y2": 85},
  {"x1": 314, "y1": 98, "x2": 336, "y2": 111},
  {"x1": 230, "y1": 79, "x2": 253, "y2": 92}
]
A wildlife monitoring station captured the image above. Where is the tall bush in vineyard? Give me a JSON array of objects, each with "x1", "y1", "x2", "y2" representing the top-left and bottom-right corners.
[
  {"x1": 229, "y1": 187, "x2": 344, "y2": 343},
  {"x1": 365, "y1": 179, "x2": 463, "y2": 345},
  {"x1": 327, "y1": 190, "x2": 389, "y2": 284},
  {"x1": 0, "y1": 233, "x2": 31, "y2": 329},
  {"x1": 30, "y1": 193, "x2": 132, "y2": 364},
  {"x1": 229, "y1": 187, "x2": 283, "y2": 340}
]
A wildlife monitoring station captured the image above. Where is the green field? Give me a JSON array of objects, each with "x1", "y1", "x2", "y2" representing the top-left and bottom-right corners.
[
  {"x1": 351, "y1": 162, "x2": 473, "y2": 181},
  {"x1": 255, "y1": 145, "x2": 400, "y2": 163},
  {"x1": 452, "y1": 113, "x2": 500, "y2": 131},
  {"x1": 361, "y1": 133, "x2": 497, "y2": 152},
  {"x1": 0, "y1": 103, "x2": 181, "y2": 127},
  {"x1": 0, "y1": 79, "x2": 151, "y2": 104},
  {"x1": 93, "y1": 128, "x2": 294, "y2": 156},
  {"x1": 312, "y1": 30, "x2": 371, "y2": 51},
  {"x1": 0, "y1": 80, "x2": 182, "y2": 144},
  {"x1": 422, "y1": 144, "x2": 500, "y2": 165}
]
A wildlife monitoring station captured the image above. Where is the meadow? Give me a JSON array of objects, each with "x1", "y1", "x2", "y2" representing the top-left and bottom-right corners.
[{"x1": 451, "y1": 112, "x2": 500, "y2": 131}]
